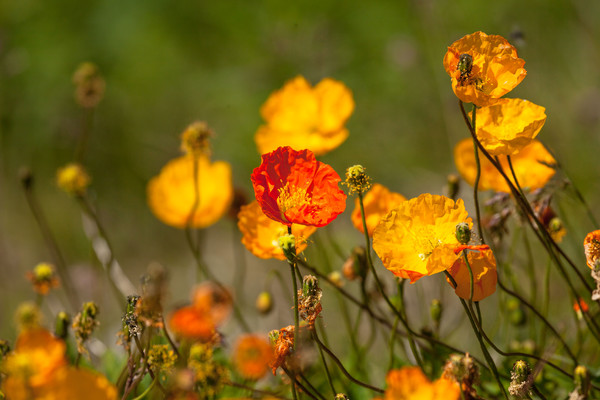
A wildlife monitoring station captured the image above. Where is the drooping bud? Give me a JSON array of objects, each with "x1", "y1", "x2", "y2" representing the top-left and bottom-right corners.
[
  {"x1": 509, "y1": 360, "x2": 533, "y2": 398},
  {"x1": 430, "y1": 299, "x2": 442, "y2": 325},
  {"x1": 455, "y1": 222, "x2": 471, "y2": 245},
  {"x1": 255, "y1": 291, "x2": 273, "y2": 314},
  {"x1": 345, "y1": 165, "x2": 371, "y2": 195},
  {"x1": 445, "y1": 173, "x2": 460, "y2": 200},
  {"x1": 55, "y1": 311, "x2": 71, "y2": 340}
]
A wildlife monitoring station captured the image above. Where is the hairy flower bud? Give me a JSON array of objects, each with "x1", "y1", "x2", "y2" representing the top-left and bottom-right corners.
[
  {"x1": 345, "y1": 164, "x2": 371, "y2": 195},
  {"x1": 455, "y1": 222, "x2": 471, "y2": 245}
]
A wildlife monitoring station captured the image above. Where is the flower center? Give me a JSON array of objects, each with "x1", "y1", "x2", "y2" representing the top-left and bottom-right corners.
[
  {"x1": 277, "y1": 183, "x2": 310, "y2": 219},
  {"x1": 413, "y1": 226, "x2": 443, "y2": 262}
]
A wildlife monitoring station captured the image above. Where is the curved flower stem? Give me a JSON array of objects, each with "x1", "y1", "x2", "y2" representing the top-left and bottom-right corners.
[
  {"x1": 21, "y1": 177, "x2": 80, "y2": 311},
  {"x1": 497, "y1": 276, "x2": 578, "y2": 364},
  {"x1": 357, "y1": 192, "x2": 425, "y2": 370},
  {"x1": 287, "y1": 226, "x2": 300, "y2": 353},
  {"x1": 74, "y1": 108, "x2": 95, "y2": 163},
  {"x1": 311, "y1": 329, "x2": 337, "y2": 397},
  {"x1": 226, "y1": 381, "x2": 290, "y2": 399},
  {"x1": 298, "y1": 371, "x2": 326, "y2": 400},
  {"x1": 387, "y1": 314, "x2": 400, "y2": 371},
  {"x1": 445, "y1": 271, "x2": 509, "y2": 400},
  {"x1": 130, "y1": 376, "x2": 155, "y2": 400},
  {"x1": 466, "y1": 102, "x2": 485, "y2": 244},
  {"x1": 459, "y1": 102, "x2": 594, "y2": 297},
  {"x1": 160, "y1": 315, "x2": 179, "y2": 357},
  {"x1": 312, "y1": 331, "x2": 385, "y2": 394}
]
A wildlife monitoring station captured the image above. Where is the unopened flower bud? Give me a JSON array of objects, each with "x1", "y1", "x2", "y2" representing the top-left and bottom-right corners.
[
  {"x1": 345, "y1": 165, "x2": 371, "y2": 195},
  {"x1": 268, "y1": 329, "x2": 279, "y2": 346},
  {"x1": 255, "y1": 291, "x2": 273, "y2": 314},
  {"x1": 328, "y1": 271, "x2": 343, "y2": 287},
  {"x1": 445, "y1": 174, "x2": 460, "y2": 200},
  {"x1": 278, "y1": 234, "x2": 296, "y2": 262},
  {"x1": 302, "y1": 275, "x2": 319, "y2": 297},
  {"x1": 573, "y1": 365, "x2": 591, "y2": 397},
  {"x1": 509, "y1": 360, "x2": 532, "y2": 398},
  {"x1": 55, "y1": 311, "x2": 70, "y2": 340},
  {"x1": 455, "y1": 222, "x2": 471, "y2": 245},
  {"x1": 430, "y1": 299, "x2": 442, "y2": 324},
  {"x1": 27, "y1": 262, "x2": 59, "y2": 295}
]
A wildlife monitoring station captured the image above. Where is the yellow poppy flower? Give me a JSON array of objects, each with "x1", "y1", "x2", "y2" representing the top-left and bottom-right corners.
[
  {"x1": 237, "y1": 201, "x2": 317, "y2": 260},
  {"x1": 443, "y1": 31, "x2": 526, "y2": 107},
  {"x1": 372, "y1": 194, "x2": 472, "y2": 283},
  {"x1": 255, "y1": 76, "x2": 355, "y2": 156},
  {"x1": 147, "y1": 155, "x2": 233, "y2": 228},
  {"x1": 446, "y1": 249, "x2": 497, "y2": 301},
  {"x1": 472, "y1": 98, "x2": 547, "y2": 156},
  {"x1": 454, "y1": 138, "x2": 556, "y2": 193},
  {"x1": 385, "y1": 366, "x2": 460, "y2": 400},
  {"x1": 351, "y1": 183, "x2": 407, "y2": 236}
]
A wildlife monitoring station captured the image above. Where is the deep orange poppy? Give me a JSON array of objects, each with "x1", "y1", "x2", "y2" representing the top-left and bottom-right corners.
[
  {"x1": 251, "y1": 146, "x2": 346, "y2": 227},
  {"x1": 584, "y1": 230, "x2": 600, "y2": 269}
]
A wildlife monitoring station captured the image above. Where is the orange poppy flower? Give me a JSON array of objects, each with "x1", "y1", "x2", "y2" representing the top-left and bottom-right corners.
[
  {"x1": 351, "y1": 183, "x2": 407, "y2": 236},
  {"x1": 255, "y1": 76, "x2": 354, "y2": 156},
  {"x1": 147, "y1": 155, "x2": 233, "y2": 229},
  {"x1": 1, "y1": 328, "x2": 117, "y2": 400},
  {"x1": 472, "y1": 98, "x2": 547, "y2": 156},
  {"x1": 446, "y1": 248, "x2": 497, "y2": 301},
  {"x1": 233, "y1": 334, "x2": 274, "y2": 380},
  {"x1": 237, "y1": 201, "x2": 317, "y2": 260},
  {"x1": 443, "y1": 31, "x2": 526, "y2": 107},
  {"x1": 584, "y1": 230, "x2": 600, "y2": 269},
  {"x1": 372, "y1": 194, "x2": 472, "y2": 283},
  {"x1": 251, "y1": 146, "x2": 347, "y2": 227},
  {"x1": 573, "y1": 298, "x2": 589, "y2": 313},
  {"x1": 385, "y1": 366, "x2": 460, "y2": 400},
  {"x1": 454, "y1": 138, "x2": 556, "y2": 193},
  {"x1": 169, "y1": 283, "x2": 232, "y2": 342}
]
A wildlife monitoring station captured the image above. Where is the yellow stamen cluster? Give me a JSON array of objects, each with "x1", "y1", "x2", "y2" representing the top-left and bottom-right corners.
[
  {"x1": 345, "y1": 164, "x2": 371, "y2": 195},
  {"x1": 56, "y1": 163, "x2": 91, "y2": 196},
  {"x1": 276, "y1": 183, "x2": 310, "y2": 217},
  {"x1": 147, "y1": 344, "x2": 177, "y2": 372},
  {"x1": 188, "y1": 343, "x2": 229, "y2": 396},
  {"x1": 180, "y1": 121, "x2": 213, "y2": 157}
]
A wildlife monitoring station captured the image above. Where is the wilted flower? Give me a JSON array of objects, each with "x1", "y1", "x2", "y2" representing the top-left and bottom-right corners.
[
  {"x1": 233, "y1": 334, "x2": 274, "y2": 380},
  {"x1": 442, "y1": 353, "x2": 480, "y2": 399},
  {"x1": 583, "y1": 230, "x2": 600, "y2": 269},
  {"x1": 472, "y1": 98, "x2": 546, "y2": 156},
  {"x1": 454, "y1": 139, "x2": 556, "y2": 193},
  {"x1": 373, "y1": 194, "x2": 472, "y2": 283},
  {"x1": 255, "y1": 76, "x2": 354, "y2": 156},
  {"x1": 147, "y1": 155, "x2": 233, "y2": 229},
  {"x1": 269, "y1": 325, "x2": 295, "y2": 374},
  {"x1": 351, "y1": 183, "x2": 407, "y2": 236},
  {"x1": 298, "y1": 275, "x2": 322, "y2": 327},
  {"x1": 385, "y1": 366, "x2": 460, "y2": 400},
  {"x1": 26, "y1": 263, "x2": 59, "y2": 295},
  {"x1": 446, "y1": 248, "x2": 497, "y2": 301},
  {"x1": 509, "y1": 360, "x2": 533, "y2": 398},
  {"x1": 72, "y1": 302, "x2": 99, "y2": 356},
  {"x1": 443, "y1": 31, "x2": 526, "y2": 107},
  {"x1": 237, "y1": 201, "x2": 317, "y2": 260},
  {"x1": 251, "y1": 146, "x2": 346, "y2": 227},
  {"x1": 56, "y1": 163, "x2": 91, "y2": 196}
]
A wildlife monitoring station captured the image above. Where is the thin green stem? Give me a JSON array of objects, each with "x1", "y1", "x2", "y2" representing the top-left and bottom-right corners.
[
  {"x1": 288, "y1": 224, "x2": 300, "y2": 353},
  {"x1": 466, "y1": 102, "x2": 485, "y2": 244},
  {"x1": 388, "y1": 314, "x2": 400, "y2": 371},
  {"x1": 311, "y1": 330, "x2": 336, "y2": 397},
  {"x1": 130, "y1": 377, "x2": 155, "y2": 400}
]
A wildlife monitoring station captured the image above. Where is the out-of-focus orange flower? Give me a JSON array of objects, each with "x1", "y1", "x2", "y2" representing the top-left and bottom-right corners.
[
  {"x1": 233, "y1": 334, "x2": 274, "y2": 380},
  {"x1": 372, "y1": 194, "x2": 472, "y2": 283},
  {"x1": 443, "y1": 31, "x2": 526, "y2": 107},
  {"x1": 446, "y1": 248, "x2": 497, "y2": 301},
  {"x1": 255, "y1": 76, "x2": 354, "y2": 156},
  {"x1": 237, "y1": 201, "x2": 317, "y2": 260},
  {"x1": 472, "y1": 98, "x2": 546, "y2": 156},
  {"x1": 251, "y1": 146, "x2": 346, "y2": 227},
  {"x1": 1, "y1": 328, "x2": 117, "y2": 400},
  {"x1": 169, "y1": 283, "x2": 232, "y2": 342},
  {"x1": 147, "y1": 155, "x2": 233, "y2": 229},
  {"x1": 454, "y1": 138, "x2": 556, "y2": 193},
  {"x1": 385, "y1": 366, "x2": 460, "y2": 400},
  {"x1": 573, "y1": 298, "x2": 589, "y2": 313},
  {"x1": 584, "y1": 230, "x2": 600, "y2": 269},
  {"x1": 351, "y1": 183, "x2": 407, "y2": 236}
]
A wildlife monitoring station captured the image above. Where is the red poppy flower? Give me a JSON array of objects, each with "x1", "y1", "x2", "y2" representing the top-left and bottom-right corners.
[{"x1": 251, "y1": 146, "x2": 347, "y2": 227}]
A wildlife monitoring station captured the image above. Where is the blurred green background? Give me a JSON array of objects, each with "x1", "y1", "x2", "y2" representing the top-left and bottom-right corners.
[{"x1": 1, "y1": 0, "x2": 599, "y2": 364}]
